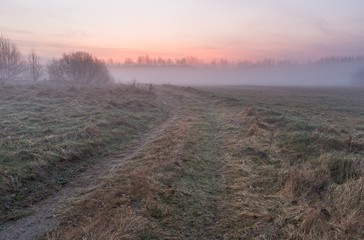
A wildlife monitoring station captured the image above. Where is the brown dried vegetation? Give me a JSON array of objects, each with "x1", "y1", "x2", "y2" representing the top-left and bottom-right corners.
[{"x1": 2, "y1": 85, "x2": 363, "y2": 239}]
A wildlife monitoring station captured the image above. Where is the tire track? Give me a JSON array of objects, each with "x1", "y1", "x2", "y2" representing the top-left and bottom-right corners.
[{"x1": 0, "y1": 88, "x2": 185, "y2": 240}]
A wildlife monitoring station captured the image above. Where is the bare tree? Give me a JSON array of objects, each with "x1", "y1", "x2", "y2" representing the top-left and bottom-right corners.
[
  {"x1": 27, "y1": 50, "x2": 43, "y2": 82},
  {"x1": 47, "y1": 51, "x2": 113, "y2": 85},
  {"x1": 0, "y1": 36, "x2": 25, "y2": 84},
  {"x1": 47, "y1": 58, "x2": 66, "y2": 82}
]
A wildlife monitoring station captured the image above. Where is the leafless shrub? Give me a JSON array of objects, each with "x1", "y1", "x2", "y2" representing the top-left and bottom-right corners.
[{"x1": 47, "y1": 51, "x2": 113, "y2": 86}]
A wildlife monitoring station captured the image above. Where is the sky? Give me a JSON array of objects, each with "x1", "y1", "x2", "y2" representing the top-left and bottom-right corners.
[{"x1": 1, "y1": 0, "x2": 364, "y2": 62}]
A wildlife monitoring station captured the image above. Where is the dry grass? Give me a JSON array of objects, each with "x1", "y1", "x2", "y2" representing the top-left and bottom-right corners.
[
  {"x1": 0, "y1": 83, "x2": 165, "y2": 223},
  {"x1": 45, "y1": 115, "x2": 197, "y2": 239},
  {"x1": 207, "y1": 86, "x2": 363, "y2": 239},
  {"x1": 45, "y1": 86, "x2": 225, "y2": 239},
  {"x1": 215, "y1": 107, "x2": 284, "y2": 239},
  {"x1": 3, "y1": 85, "x2": 363, "y2": 239}
]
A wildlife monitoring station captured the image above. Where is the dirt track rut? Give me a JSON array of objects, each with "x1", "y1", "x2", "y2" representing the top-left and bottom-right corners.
[{"x1": 0, "y1": 88, "x2": 184, "y2": 240}]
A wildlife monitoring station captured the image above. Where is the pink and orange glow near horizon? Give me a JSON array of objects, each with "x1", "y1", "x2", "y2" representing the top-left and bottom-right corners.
[{"x1": 1, "y1": 0, "x2": 364, "y2": 62}]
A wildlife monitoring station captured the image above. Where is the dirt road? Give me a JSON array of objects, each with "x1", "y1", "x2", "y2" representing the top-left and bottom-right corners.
[{"x1": 0, "y1": 87, "x2": 192, "y2": 240}]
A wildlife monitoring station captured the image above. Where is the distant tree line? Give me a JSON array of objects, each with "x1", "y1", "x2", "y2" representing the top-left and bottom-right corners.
[
  {"x1": 112, "y1": 55, "x2": 208, "y2": 67},
  {"x1": 107, "y1": 55, "x2": 364, "y2": 68},
  {"x1": 315, "y1": 56, "x2": 364, "y2": 64},
  {"x1": 108, "y1": 56, "x2": 286, "y2": 68}
]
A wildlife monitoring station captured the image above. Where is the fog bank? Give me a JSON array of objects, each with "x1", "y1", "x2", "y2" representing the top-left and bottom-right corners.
[{"x1": 110, "y1": 62, "x2": 364, "y2": 86}]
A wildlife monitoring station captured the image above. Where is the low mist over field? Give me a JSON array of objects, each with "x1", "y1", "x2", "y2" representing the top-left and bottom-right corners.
[
  {"x1": 2, "y1": 1, "x2": 364, "y2": 87},
  {"x1": 110, "y1": 62, "x2": 364, "y2": 86}
]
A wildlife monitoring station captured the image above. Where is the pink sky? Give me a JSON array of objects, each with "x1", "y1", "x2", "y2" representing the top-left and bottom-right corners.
[{"x1": 1, "y1": 0, "x2": 364, "y2": 62}]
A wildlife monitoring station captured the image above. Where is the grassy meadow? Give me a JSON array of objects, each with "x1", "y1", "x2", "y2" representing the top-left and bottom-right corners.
[
  {"x1": 0, "y1": 84, "x2": 166, "y2": 222},
  {"x1": 43, "y1": 86, "x2": 363, "y2": 240},
  {"x1": 0, "y1": 84, "x2": 363, "y2": 239},
  {"x1": 203, "y1": 86, "x2": 364, "y2": 239}
]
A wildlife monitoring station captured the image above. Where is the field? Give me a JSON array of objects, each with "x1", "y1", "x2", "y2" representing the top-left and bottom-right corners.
[
  {"x1": 0, "y1": 84, "x2": 166, "y2": 223},
  {"x1": 0, "y1": 84, "x2": 363, "y2": 239}
]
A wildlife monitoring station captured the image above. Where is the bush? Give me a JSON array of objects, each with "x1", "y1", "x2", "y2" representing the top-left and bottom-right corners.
[{"x1": 47, "y1": 51, "x2": 113, "y2": 85}]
